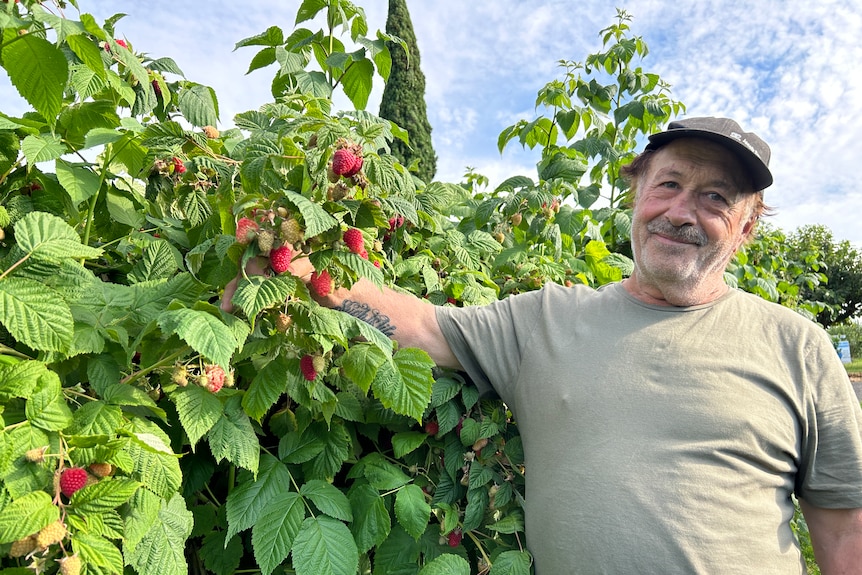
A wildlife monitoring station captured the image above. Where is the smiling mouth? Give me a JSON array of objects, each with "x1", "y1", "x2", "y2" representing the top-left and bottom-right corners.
[{"x1": 647, "y1": 221, "x2": 707, "y2": 247}]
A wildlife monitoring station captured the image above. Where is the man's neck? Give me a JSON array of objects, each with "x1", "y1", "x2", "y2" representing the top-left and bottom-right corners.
[{"x1": 621, "y1": 275, "x2": 730, "y2": 307}]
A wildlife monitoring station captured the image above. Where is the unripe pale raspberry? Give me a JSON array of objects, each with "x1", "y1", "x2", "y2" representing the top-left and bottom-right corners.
[
  {"x1": 88, "y1": 462, "x2": 114, "y2": 478},
  {"x1": 275, "y1": 312, "x2": 293, "y2": 333},
  {"x1": 257, "y1": 228, "x2": 275, "y2": 255},
  {"x1": 312, "y1": 355, "x2": 326, "y2": 375},
  {"x1": 25, "y1": 446, "x2": 47, "y2": 463},
  {"x1": 59, "y1": 554, "x2": 82, "y2": 575},
  {"x1": 9, "y1": 535, "x2": 37, "y2": 557},
  {"x1": 202, "y1": 125, "x2": 219, "y2": 139},
  {"x1": 171, "y1": 365, "x2": 188, "y2": 387},
  {"x1": 280, "y1": 218, "x2": 304, "y2": 244},
  {"x1": 59, "y1": 467, "x2": 88, "y2": 497},
  {"x1": 35, "y1": 520, "x2": 67, "y2": 549}
]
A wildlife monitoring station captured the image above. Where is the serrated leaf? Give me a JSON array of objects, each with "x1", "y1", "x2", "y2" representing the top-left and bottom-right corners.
[
  {"x1": 4, "y1": 34, "x2": 68, "y2": 124},
  {"x1": 0, "y1": 490, "x2": 58, "y2": 544},
  {"x1": 391, "y1": 431, "x2": 427, "y2": 458},
  {"x1": 71, "y1": 532, "x2": 125, "y2": 575},
  {"x1": 462, "y1": 487, "x2": 489, "y2": 532},
  {"x1": 293, "y1": 516, "x2": 359, "y2": 575},
  {"x1": 232, "y1": 275, "x2": 295, "y2": 320},
  {"x1": 157, "y1": 308, "x2": 238, "y2": 370},
  {"x1": 373, "y1": 526, "x2": 421, "y2": 573},
  {"x1": 357, "y1": 453, "x2": 411, "y2": 490},
  {"x1": 242, "y1": 356, "x2": 288, "y2": 422},
  {"x1": 225, "y1": 454, "x2": 292, "y2": 540},
  {"x1": 283, "y1": 190, "x2": 338, "y2": 237},
  {"x1": 0, "y1": 360, "x2": 48, "y2": 401},
  {"x1": 127, "y1": 494, "x2": 193, "y2": 575},
  {"x1": 55, "y1": 159, "x2": 101, "y2": 205},
  {"x1": 0, "y1": 276, "x2": 73, "y2": 352},
  {"x1": 13, "y1": 211, "x2": 103, "y2": 261},
  {"x1": 199, "y1": 531, "x2": 244, "y2": 575},
  {"x1": 25, "y1": 370, "x2": 73, "y2": 431},
  {"x1": 251, "y1": 492, "x2": 305, "y2": 575},
  {"x1": 418, "y1": 553, "x2": 471, "y2": 575},
  {"x1": 177, "y1": 83, "x2": 219, "y2": 127},
  {"x1": 208, "y1": 396, "x2": 259, "y2": 474},
  {"x1": 70, "y1": 477, "x2": 141, "y2": 513},
  {"x1": 372, "y1": 348, "x2": 434, "y2": 421},
  {"x1": 171, "y1": 385, "x2": 224, "y2": 448},
  {"x1": 300, "y1": 479, "x2": 352, "y2": 521},
  {"x1": 340, "y1": 343, "x2": 387, "y2": 394},
  {"x1": 22, "y1": 133, "x2": 66, "y2": 163},
  {"x1": 489, "y1": 550, "x2": 533, "y2": 575},
  {"x1": 125, "y1": 434, "x2": 182, "y2": 500},
  {"x1": 394, "y1": 484, "x2": 430, "y2": 541},
  {"x1": 278, "y1": 428, "x2": 325, "y2": 465},
  {"x1": 123, "y1": 488, "x2": 161, "y2": 555}
]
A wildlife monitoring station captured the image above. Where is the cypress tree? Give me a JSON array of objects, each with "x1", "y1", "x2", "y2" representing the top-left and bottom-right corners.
[{"x1": 379, "y1": 0, "x2": 437, "y2": 183}]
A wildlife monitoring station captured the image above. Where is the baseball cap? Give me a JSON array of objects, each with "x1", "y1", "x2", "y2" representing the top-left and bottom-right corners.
[{"x1": 645, "y1": 117, "x2": 773, "y2": 191}]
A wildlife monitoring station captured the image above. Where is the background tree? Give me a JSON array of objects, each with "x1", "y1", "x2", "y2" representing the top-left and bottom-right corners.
[
  {"x1": 790, "y1": 224, "x2": 862, "y2": 327},
  {"x1": 378, "y1": 0, "x2": 438, "y2": 183}
]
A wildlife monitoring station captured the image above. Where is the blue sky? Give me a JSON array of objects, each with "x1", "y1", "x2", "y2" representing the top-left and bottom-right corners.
[{"x1": 4, "y1": 0, "x2": 862, "y2": 246}]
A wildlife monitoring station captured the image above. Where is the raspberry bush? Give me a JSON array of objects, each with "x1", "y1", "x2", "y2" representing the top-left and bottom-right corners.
[{"x1": 0, "y1": 2, "x2": 829, "y2": 575}]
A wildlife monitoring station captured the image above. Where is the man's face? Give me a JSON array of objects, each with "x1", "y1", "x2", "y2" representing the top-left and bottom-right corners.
[{"x1": 630, "y1": 138, "x2": 757, "y2": 299}]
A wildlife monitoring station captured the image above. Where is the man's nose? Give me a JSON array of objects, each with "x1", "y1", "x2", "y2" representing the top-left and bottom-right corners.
[{"x1": 665, "y1": 191, "x2": 697, "y2": 226}]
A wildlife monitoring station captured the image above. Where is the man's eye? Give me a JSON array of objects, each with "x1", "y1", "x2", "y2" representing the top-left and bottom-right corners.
[
  {"x1": 706, "y1": 192, "x2": 728, "y2": 204},
  {"x1": 661, "y1": 181, "x2": 678, "y2": 188}
]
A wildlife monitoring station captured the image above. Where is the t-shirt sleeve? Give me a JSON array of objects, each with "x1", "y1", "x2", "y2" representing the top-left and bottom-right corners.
[
  {"x1": 796, "y1": 330, "x2": 862, "y2": 508},
  {"x1": 435, "y1": 289, "x2": 546, "y2": 402}
]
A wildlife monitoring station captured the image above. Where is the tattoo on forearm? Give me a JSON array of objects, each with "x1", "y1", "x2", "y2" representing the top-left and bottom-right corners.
[{"x1": 335, "y1": 299, "x2": 397, "y2": 336}]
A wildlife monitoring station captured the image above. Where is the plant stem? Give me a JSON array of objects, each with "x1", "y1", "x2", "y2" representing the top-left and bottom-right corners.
[
  {"x1": 120, "y1": 347, "x2": 190, "y2": 385},
  {"x1": 0, "y1": 344, "x2": 33, "y2": 359}
]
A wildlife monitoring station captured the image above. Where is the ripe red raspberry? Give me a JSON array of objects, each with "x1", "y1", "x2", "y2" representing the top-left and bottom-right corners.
[
  {"x1": 344, "y1": 154, "x2": 363, "y2": 177},
  {"x1": 388, "y1": 215, "x2": 405, "y2": 232},
  {"x1": 343, "y1": 228, "x2": 364, "y2": 254},
  {"x1": 331, "y1": 149, "x2": 359, "y2": 176},
  {"x1": 359, "y1": 250, "x2": 369, "y2": 260},
  {"x1": 270, "y1": 245, "x2": 292, "y2": 274},
  {"x1": 309, "y1": 270, "x2": 332, "y2": 298},
  {"x1": 236, "y1": 217, "x2": 260, "y2": 245},
  {"x1": 447, "y1": 528, "x2": 463, "y2": 547},
  {"x1": 115, "y1": 39, "x2": 128, "y2": 49},
  {"x1": 59, "y1": 467, "x2": 88, "y2": 497},
  {"x1": 151, "y1": 79, "x2": 162, "y2": 97},
  {"x1": 172, "y1": 157, "x2": 186, "y2": 174},
  {"x1": 299, "y1": 354, "x2": 317, "y2": 381},
  {"x1": 204, "y1": 364, "x2": 225, "y2": 393},
  {"x1": 424, "y1": 421, "x2": 439, "y2": 436}
]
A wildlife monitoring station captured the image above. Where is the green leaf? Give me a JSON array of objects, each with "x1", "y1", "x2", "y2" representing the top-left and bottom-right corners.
[
  {"x1": 208, "y1": 396, "x2": 259, "y2": 474},
  {"x1": 340, "y1": 343, "x2": 387, "y2": 394},
  {"x1": 0, "y1": 360, "x2": 48, "y2": 401},
  {"x1": 25, "y1": 370, "x2": 73, "y2": 431},
  {"x1": 66, "y1": 34, "x2": 107, "y2": 80},
  {"x1": 341, "y1": 57, "x2": 374, "y2": 110},
  {"x1": 199, "y1": 531, "x2": 244, "y2": 575},
  {"x1": 278, "y1": 427, "x2": 325, "y2": 465},
  {"x1": 251, "y1": 492, "x2": 305, "y2": 575},
  {"x1": 70, "y1": 477, "x2": 141, "y2": 513},
  {"x1": 56, "y1": 159, "x2": 101, "y2": 206},
  {"x1": 395, "y1": 484, "x2": 431, "y2": 541},
  {"x1": 348, "y1": 483, "x2": 390, "y2": 553},
  {"x1": 418, "y1": 553, "x2": 471, "y2": 575},
  {"x1": 72, "y1": 531, "x2": 123, "y2": 573},
  {"x1": 242, "y1": 355, "x2": 287, "y2": 423},
  {"x1": 292, "y1": 516, "x2": 359, "y2": 575},
  {"x1": 372, "y1": 348, "x2": 434, "y2": 421},
  {"x1": 0, "y1": 490, "x2": 58, "y2": 544},
  {"x1": 22, "y1": 133, "x2": 66, "y2": 163},
  {"x1": 356, "y1": 453, "x2": 411, "y2": 490},
  {"x1": 225, "y1": 454, "x2": 292, "y2": 540},
  {"x1": 283, "y1": 190, "x2": 338, "y2": 237},
  {"x1": 71, "y1": 532, "x2": 125, "y2": 575},
  {"x1": 3, "y1": 34, "x2": 68, "y2": 124},
  {"x1": 373, "y1": 526, "x2": 421, "y2": 574},
  {"x1": 489, "y1": 550, "x2": 533, "y2": 575},
  {"x1": 232, "y1": 274, "x2": 295, "y2": 320},
  {"x1": 170, "y1": 385, "x2": 224, "y2": 448},
  {"x1": 300, "y1": 479, "x2": 352, "y2": 521},
  {"x1": 125, "y1": 433, "x2": 182, "y2": 500},
  {"x1": 391, "y1": 431, "x2": 427, "y2": 458},
  {"x1": 0, "y1": 277, "x2": 74, "y2": 352},
  {"x1": 177, "y1": 83, "x2": 219, "y2": 127},
  {"x1": 158, "y1": 308, "x2": 238, "y2": 370},
  {"x1": 127, "y1": 494, "x2": 194, "y2": 575},
  {"x1": 14, "y1": 211, "x2": 103, "y2": 261}
]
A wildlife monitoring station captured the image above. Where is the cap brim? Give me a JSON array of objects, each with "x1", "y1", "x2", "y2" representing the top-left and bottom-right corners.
[{"x1": 646, "y1": 129, "x2": 773, "y2": 191}]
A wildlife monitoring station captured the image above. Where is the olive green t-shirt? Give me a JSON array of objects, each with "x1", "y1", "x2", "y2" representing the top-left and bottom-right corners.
[{"x1": 436, "y1": 282, "x2": 862, "y2": 574}]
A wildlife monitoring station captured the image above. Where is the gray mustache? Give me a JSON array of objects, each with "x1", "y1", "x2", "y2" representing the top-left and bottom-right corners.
[{"x1": 646, "y1": 220, "x2": 708, "y2": 246}]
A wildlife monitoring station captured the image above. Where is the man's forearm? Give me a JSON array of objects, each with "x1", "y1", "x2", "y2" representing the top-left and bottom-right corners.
[
  {"x1": 316, "y1": 278, "x2": 462, "y2": 369},
  {"x1": 799, "y1": 500, "x2": 862, "y2": 574}
]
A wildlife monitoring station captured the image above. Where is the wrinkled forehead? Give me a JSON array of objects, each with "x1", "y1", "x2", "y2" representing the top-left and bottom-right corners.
[{"x1": 647, "y1": 138, "x2": 755, "y2": 193}]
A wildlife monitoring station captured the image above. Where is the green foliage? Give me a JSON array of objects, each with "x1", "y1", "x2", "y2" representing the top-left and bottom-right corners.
[
  {"x1": 0, "y1": 2, "x2": 836, "y2": 574},
  {"x1": 379, "y1": 0, "x2": 438, "y2": 183}
]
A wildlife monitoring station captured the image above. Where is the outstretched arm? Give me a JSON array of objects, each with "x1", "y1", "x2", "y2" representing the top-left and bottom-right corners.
[
  {"x1": 799, "y1": 499, "x2": 862, "y2": 575},
  {"x1": 221, "y1": 257, "x2": 462, "y2": 370}
]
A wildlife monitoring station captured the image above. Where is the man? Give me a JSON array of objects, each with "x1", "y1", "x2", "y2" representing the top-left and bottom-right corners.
[{"x1": 228, "y1": 118, "x2": 862, "y2": 573}]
